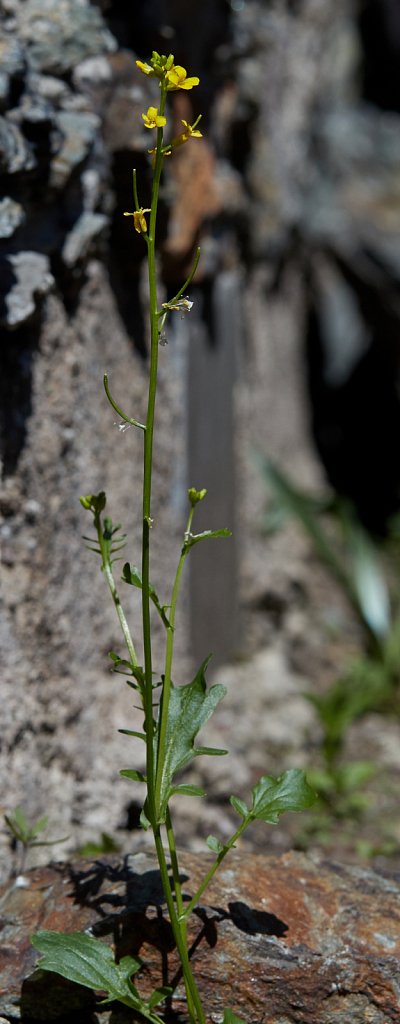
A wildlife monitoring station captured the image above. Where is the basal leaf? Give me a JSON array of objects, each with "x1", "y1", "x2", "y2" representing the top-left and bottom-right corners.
[
  {"x1": 31, "y1": 931, "x2": 142, "y2": 1007},
  {"x1": 249, "y1": 769, "x2": 316, "y2": 823},
  {"x1": 156, "y1": 658, "x2": 226, "y2": 822}
]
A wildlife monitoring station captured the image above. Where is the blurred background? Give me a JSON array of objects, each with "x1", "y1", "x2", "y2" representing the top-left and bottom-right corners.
[{"x1": 1, "y1": 0, "x2": 400, "y2": 876}]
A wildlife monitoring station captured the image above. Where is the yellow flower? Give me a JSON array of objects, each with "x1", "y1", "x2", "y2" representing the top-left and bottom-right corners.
[
  {"x1": 142, "y1": 106, "x2": 167, "y2": 129},
  {"x1": 165, "y1": 65, "x2": 200, "y2": 90},
  {"x1": 124, "y1": 208, "x2": 151, "y2": 234},
  {"x1": 171, "y1": 118, "x2": 203, "y2": 148}
]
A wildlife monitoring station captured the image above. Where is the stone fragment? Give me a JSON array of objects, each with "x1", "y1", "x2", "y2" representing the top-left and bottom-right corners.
[
  {"x1": 0, "y1": 197, "x2": 25, "y2": 239},
  {"x1": 50, "y1": 110, "x2": 100, "y2": 189},
  {"x1": 0, "y1": 851, "x2": 399, "y2": 1023},
  {"x1": 0, "y1": 116, "x2": 35, "y2": 175},
  {"x1": 61, "y1": 211, "x2": 109, "y2": 267},
  {"x1": 0, "y1": 252, "x2": 54, "y2": 328}
]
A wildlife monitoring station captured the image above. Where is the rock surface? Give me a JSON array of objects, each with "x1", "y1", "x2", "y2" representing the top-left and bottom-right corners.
[{"x1": 0, "y1": 850, "x2": 399, "y2": 1023}]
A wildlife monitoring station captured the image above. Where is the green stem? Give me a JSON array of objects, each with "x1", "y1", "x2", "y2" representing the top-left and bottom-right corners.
[
  {"x1": 142, "y1": 87, "x2": 167, "y2": 825},
  {"x1": 154, "y1": 827, "x2": 205, "y2": 1024},
  {"x1": 166, "y1": 808, "x2": 196, "y2": 1022},
  {"x1": 139, "y1": 83, "x2": 205, "y2": 1024},
  {"x1": 180, "y1": 818, "x2": 251, "y2": 922},
  {"x1": 95, "y1": 513, "x2": 139, "y2": 669},
  {"x1": 154, "y1": 507, "x2": 194, "y2": 814}
]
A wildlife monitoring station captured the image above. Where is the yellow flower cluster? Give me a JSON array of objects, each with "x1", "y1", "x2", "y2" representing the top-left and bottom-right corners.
[
  {"x1": 136, "y1": 51, "x2": 199, "y2": 91},
  {"x1": 123, "y1": 208, "x2": 150, "y2": 234},
  {"x1": 142, "y1": 106, "x2": 167, "y2": 129},
  {"x1": 171, "y1": 118, "x2": 202, "y2": 148}
]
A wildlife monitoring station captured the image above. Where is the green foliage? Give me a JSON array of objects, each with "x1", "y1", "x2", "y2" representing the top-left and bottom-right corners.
[
  {"x1": 260, "y1": 454, "x2": 400, "y2": 824},
  {"x1": 259, "y1": 455, "x2": 391, "y2": 642},
  {"x1": 76, "y1": 833, "x2": 120, "y2": 857},
  {"x1": 4, "y1": 806, "x2": 68, "y2": 875}
]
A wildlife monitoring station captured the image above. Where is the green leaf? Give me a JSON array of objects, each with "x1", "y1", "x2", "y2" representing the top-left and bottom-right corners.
[
  {"x1": 169, "y1": 784, "x2": 206, "y2": 798},
  {"x1": 206, "y1": 835, "x2": 224, "y2": 854},
  {"x1": 184, "y1": 528, "x2": 231, "y2": 551},
  {"x1": 249, "y1": 769, "x2": 316, "y2": 823},
  {"x1": 30, "y1": 931, "x2": 142, "y2": 1009},
  {"x1": 155, "y1": 658, "x2": 226, "y2": 822},
  {"x1": 223, "y1": 1009, "x2": 248, "y2": 1024},
  {"x1": 120, "y1": 769, "x2": 146, "y2": 783},
  {"x1": 229, "y1": 796, "x2": 248, "y2": 820},
  {"x1": 122, "y1": 564, "x2": 171, "y2": 629}
]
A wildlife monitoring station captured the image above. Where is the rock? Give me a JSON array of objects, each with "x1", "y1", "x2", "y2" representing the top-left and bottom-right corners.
[
  {"x1": 0, "y1": 251, "x2": 54, "y2": 328},
  {"x1": 0, "y1": 198, "x2": 25, "y2": 239},
  {"x1": 0, "y1": 115, "x2": 35, "y2": 175},
  {"x1": 0, "y1": 851, "x2": 399, "y2": 1022},
  {"x1": 16, "y1": 0, "x2": 117, "y2": 77}
]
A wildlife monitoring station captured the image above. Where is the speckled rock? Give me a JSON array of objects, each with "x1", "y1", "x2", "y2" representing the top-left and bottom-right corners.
[
  {"x1": 0, "y1": 851, "x2": 399, "y2": 1022},
  {"x1": 16, "y1": 0, "x2": 116, "y2": 76}
]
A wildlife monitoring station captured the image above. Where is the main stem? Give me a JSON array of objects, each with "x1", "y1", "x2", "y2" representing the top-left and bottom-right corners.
[
  {"x1": 140, "y1": 88, "x2": 205, "y2": 1024},
  {"x1": 142, "y1": 91, "x2": 166, "y2": 825}
]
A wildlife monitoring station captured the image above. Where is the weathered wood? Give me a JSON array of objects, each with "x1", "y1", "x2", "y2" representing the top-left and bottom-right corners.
[{"x1": 187, "y1": 271, "x2": 241, "y2": 669}]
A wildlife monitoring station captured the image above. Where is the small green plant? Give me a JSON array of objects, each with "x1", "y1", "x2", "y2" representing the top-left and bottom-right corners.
[
  {"x1": 260, "y1": 456, "x2": 400, "y2": 820},
  {"x1": 4, "y1": 806, "x2": 68, "y2": 877},
  {"x1": 31, "y1": 53, "x2": 315, "y2": 1024}
]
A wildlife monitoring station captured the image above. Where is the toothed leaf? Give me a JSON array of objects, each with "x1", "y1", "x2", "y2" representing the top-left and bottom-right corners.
[
  {"x1": 31, "y1": 931, "x2": 142, "y2": 1009},
  {"x1": 249, "y1": 769, "x2": 316, "y2": 823},
  {"x1": 155, "y1": 658, "x2": 226, "y2": 822}
]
